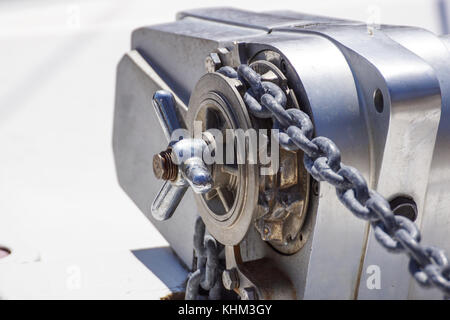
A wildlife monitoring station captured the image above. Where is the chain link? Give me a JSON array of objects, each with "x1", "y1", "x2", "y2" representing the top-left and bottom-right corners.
[
  {"x1": 218, "y1": 64, "x2": 450, "y2": 299},
  {"x1": 185, "y1": 216, "x2": 223, "y2": 300}
]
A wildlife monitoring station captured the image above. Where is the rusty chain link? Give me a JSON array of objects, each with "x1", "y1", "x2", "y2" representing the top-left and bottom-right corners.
[{"x1": 217, "y1": 64, "x2": 450, "y2": 299}]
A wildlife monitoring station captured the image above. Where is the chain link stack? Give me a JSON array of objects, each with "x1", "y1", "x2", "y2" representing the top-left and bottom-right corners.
[
  {"x1": 185, "y1": 216, "x2": 223, "y2": 300},
  {"x1": 217, "y1": 64, "x2": 450, "y2": 299}
]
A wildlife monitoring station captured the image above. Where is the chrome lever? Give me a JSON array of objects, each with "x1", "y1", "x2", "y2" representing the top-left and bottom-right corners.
[
  {"x1": 151, "y1": 90, "x2": 212, "y2": 221},
  {"x1": 152, "y1": 90, "x2": 182, "y2": 142},
  {"x1": 151, "y1": 180, "x2": 187, "y2": 221}
]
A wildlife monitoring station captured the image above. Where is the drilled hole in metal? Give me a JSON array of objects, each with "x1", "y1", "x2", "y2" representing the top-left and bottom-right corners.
[
  {"x1": 373, "y1": 88, "x2": 384, "y2": 113},
  {"x1": 389, "y1": 196, "x2": 418, "y2": 222}
]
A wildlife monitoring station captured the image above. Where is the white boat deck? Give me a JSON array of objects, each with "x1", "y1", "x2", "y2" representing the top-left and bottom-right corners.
[{"x1": 0, "y1": 0, "x2": 445, "y2": 299}]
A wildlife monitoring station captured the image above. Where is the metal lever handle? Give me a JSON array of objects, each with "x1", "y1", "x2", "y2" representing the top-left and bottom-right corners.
[
  {"x1": 151, "y1": 180, "x2": 187, "y2": 221},
  {"x1": 152, "y1": 90, "x2": 182, "y2": 142},
  {"x1": 150, "y1": 90, "x2": 212, "y2": 221},
  {"x1": 151, "y1": 90, "x2": 184, "y2": 221}
]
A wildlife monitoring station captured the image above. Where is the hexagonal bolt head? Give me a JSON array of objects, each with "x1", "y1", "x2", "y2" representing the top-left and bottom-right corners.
[
  {"x1": 205, "y1": 52, "x2": 222, "y2": 73},
  {"x1": 152, "y1": 150, "x2": 177, "y2": 181},
  {"x1": 222, "y1": 268, "x2": 239, "y2": 290},
  {"x1": 153, "y1": 153, "x2": 167, "y2": 180}
]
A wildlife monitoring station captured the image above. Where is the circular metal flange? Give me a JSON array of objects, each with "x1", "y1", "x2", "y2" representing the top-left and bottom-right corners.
[{"x1": 186, "y1": 72, "x2": 258, "y2": 245}]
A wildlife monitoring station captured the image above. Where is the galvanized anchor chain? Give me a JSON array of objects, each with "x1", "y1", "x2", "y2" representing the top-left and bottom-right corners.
[
  {"x1": 218, "y1": 64, "x2": 450, "y2": 299},
  {"x1": 186, "y1": 216, "x2": 223, "y2": 300}
]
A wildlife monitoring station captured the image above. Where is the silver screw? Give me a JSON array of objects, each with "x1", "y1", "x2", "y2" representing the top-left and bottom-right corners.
[{"x1": 222, "y1": 268, "x2": 239, "y2": 290}]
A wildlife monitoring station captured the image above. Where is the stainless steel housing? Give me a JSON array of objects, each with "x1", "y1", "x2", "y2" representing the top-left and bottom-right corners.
[{"x1": 113, "y1": 8, "x2": 450, "y2": 299}]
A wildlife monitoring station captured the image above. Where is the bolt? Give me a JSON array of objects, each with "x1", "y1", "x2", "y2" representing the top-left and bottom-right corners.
[
  {"x1": 152, "y1": 153, "x2": 166, "y2": 179},
  {"x1": 240, "y1": 287, "x2": 257, "y2": 300},
  {"x1": 205, "y1": 52, "x2": 222, "y2": 73},
  {"x1": 152, "y1": 149, "x2": 177, "y2": 181},
  {"x1": 222, "y1": 268, "x2": 239, "y2": 290}
]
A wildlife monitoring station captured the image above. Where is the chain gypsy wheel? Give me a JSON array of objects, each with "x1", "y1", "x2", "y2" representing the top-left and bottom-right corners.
[{"x1": 186, "y1": 72, "x2": 259, "y2": 245}]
